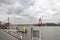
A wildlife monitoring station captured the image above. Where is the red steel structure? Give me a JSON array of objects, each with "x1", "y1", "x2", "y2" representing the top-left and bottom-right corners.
[
  {"x1": 8, "y1": 17, "x2": 9, "y2": 23},
  {"x1": 38, "y1": 19, "x2": 42, "y2": 26}
]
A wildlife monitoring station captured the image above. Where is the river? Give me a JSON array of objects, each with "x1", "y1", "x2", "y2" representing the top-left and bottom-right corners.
[{"x1": 4, "y1": 26, "x2": 60, "y2": 40}]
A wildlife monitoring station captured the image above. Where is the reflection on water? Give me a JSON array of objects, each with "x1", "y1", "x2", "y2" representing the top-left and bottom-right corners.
[
  {"x1": 16, "y1": 26, "x2": 32, "y2": 40},
  {"x1": 8, "y1": 26, "x2": 32, "y2": 40},
  {"x1": 5, "y1": 26, "x2": 60, "y2": 40},
  {"x1": 22, "y1": 33, "x2": 27, "y2": 40}
]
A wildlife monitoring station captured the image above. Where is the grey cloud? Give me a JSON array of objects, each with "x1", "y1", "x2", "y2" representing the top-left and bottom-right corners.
[
  {"x1": 20, "y1": 13, "x2": 35, "y2": 20},
  {"x1": 0, "y1": 0, "x2": 17, "y2": 5},
  {"x1": 18, "y1": 10, "x2": 36, "y2": 21},
  {"x1": 6, "y1": 0, "x2": 34, "y2": 15},
  {"x1": 20, "y1": 0, "x2": 34, "y2": 7},
  {"x1": 53, "y1": 9, "x2": 60, "y2": 16},
  {"x1": 7, "y1": 7, "x2": 25, "y2": 15}
]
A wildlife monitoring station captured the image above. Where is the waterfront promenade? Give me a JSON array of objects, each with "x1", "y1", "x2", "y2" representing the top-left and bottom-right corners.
[{"x1": 0, "y1": 29, "x2": 18, "y2": 40}]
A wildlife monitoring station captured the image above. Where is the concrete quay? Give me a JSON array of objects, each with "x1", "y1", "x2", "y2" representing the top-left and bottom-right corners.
[{"x1": 0, "y1": 29, "x2": 18, "y2": 40}]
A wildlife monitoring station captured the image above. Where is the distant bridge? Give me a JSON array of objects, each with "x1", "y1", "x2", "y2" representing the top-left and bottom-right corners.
[{"x1": 11, "y1": 24, "x2": 42, "y2": 26}]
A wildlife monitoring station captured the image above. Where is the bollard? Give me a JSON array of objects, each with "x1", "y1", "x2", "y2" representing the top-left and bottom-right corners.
[{"x1": 20, "y1": 36, "x2": 23, "y2": 40}]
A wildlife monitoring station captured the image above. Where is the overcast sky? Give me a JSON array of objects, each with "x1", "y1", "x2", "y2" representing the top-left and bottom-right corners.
[{"x1": 0, "y1": 0, "x2": 60, "y2": 24}]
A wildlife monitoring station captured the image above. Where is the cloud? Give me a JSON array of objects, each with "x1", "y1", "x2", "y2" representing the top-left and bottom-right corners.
[{"x1": 0, "y1": 0, "x2": 60, "y2": 24}]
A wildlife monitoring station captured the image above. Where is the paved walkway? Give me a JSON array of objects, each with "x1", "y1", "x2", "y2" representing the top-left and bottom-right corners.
[{"x1": 0, "y1": 29, "x2": 18, "y2": 40}]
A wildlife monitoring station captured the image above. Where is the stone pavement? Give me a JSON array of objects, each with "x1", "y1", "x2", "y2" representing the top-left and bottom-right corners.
[{"x1": 0, "y1": 29, "x2": 18, "y2": 40}]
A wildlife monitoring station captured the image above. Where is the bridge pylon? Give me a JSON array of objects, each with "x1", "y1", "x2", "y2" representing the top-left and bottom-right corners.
[{"x1": 38, "y1": 18, "x2": 42, "y2": 26}]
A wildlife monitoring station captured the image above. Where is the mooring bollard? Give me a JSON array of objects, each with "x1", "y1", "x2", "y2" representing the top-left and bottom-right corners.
[
  {"x1": 31, "y1": 27, "x2": 33, "y2": 40},
  {"x1": 20, "y1": 35, "x2": 23, "y2": 40}
]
